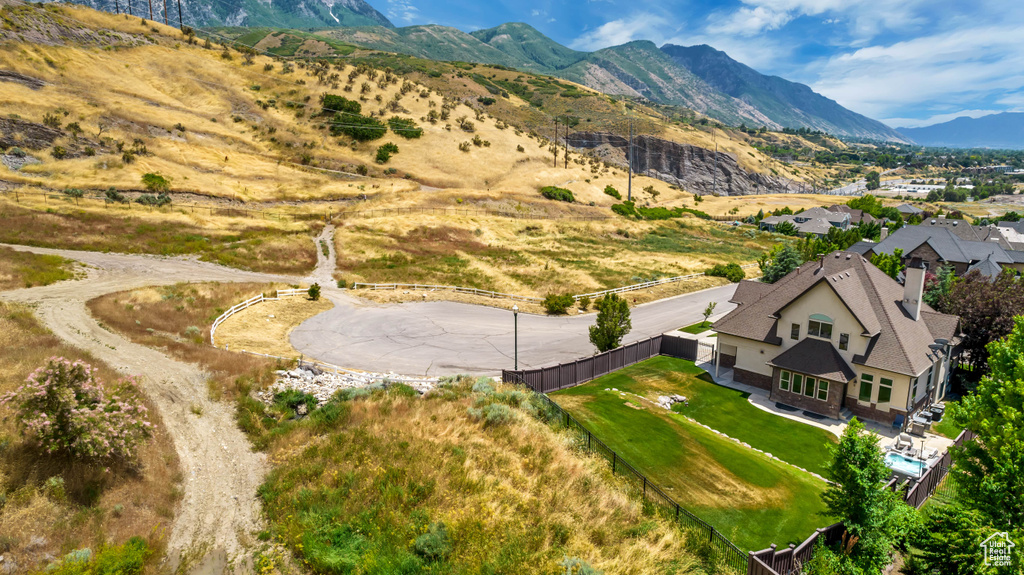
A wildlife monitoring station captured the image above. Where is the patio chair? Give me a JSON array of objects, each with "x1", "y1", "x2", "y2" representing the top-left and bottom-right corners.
[
  {"x1": 893, "y1": 435, "x2": 910, "y2": 451},
  {"x1": 891, "y1": 414, "x2": 905, "y2": 431}
]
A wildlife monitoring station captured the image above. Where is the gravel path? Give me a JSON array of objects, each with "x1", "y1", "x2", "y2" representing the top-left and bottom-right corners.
[{"x1": 0, "y1": 246, "x2": 297, "y2": 571}]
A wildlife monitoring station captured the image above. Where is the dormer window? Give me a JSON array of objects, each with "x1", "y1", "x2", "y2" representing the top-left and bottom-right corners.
[{"x1": 807, "y1": 314, "x2": 833, "y2": 339}]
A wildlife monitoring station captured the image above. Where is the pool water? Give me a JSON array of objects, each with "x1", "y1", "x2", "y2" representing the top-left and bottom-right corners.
[{"x1": 885, "y1": 452, "x2": 925, "y2": 476}]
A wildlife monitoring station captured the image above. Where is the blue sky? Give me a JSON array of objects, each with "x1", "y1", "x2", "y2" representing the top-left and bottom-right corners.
[{"x1": 378, "y1": 0, "x2": 1024, "y2": 128}]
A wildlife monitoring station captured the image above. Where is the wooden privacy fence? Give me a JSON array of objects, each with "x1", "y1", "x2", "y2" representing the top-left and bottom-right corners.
[
  {"x1": 503, "y1": 334, "x2": 705, "y2": 393},
  {"x1": 747, "y1": 523, "x2": 845, "y2": 575},
  {"x1": 210, "y1": 288, "x2": 307, "y2": 347},
  {"x1": 903, "y1": 428, "x2": 976, "y2": 508}
]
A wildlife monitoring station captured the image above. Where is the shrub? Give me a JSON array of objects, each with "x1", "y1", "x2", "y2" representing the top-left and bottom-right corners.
[
  {"x1": 63, "y1": 188, "x2": 85, "y2": 198},
  {"x1": 603, "y1": 185, "x2": 622, "y2": 200},
  {"x1": 42, "y1": 112, "x2": 62, "y2": 129},
  {"x1": 579, "y1": 296, "x2": 592, "y2": 311},
  {"x1": 458, "y1": 141, "x2": 471, "y2": 152},
  {"x1": 414, "y1": 522, "x2": 452, "y2": 560},
  {"x1": 330, "y1": 113, "x2": 386, "y2": 142},
  {"x1": 308, "y1": 283, "x2": 321, "y2": 301},
  {"x1": 542, "y1": 293, "x2": 575, "y2": 315},
  {"x1": 84, "y1": 146, "x2": 96, "y2": 156},
  {"x1": 540, "y1": 186, "x2": 574, "y2": 202},
  {"x1": 705, "y1": 263, "x2": 745, "y2": 283},
  {"x1": 375, "y1": 142, "x2": 399, "y2": 164},
  {"x1": 517, "y1": 144, "x2": 525, "y2": 152},
  {"x1": 387, "y1": 116, "x2": 423, "y2": 138},
  {"x1": 141, "y1": 172, "x2": 170, "y2": 192},
  {"x1": 8, "y1": 147, "x2": 26, "y2": 157},
  {"x1": 122, "y1": 150, "x2": 136, "y2": 164},
  {"x1": 136, "y1": 193, "x2": 171, "y2": 207},
  {"x1": 467, "y1": 403, "x2": 514, "y2": 427},
  {"x1": 105, "y1": 188, "x2": 127, "y2": 203},
  {"x1": 336, "y1": 279, "x2": 347, "y2": 288},
  {"x1": 0, "y1": 358, "x2": 152, "y2": 462},
  {"x1": 51, "y1": 145, "x2": 67, "y2": 159},
  {"x1": 48, "y1": 536, "x2": 150, "y2": 575},
  {"x1": 321, "y1": 93, "x2": 361, "y2": 115}
]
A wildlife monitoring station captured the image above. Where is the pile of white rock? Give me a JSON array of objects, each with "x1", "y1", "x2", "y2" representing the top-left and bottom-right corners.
[
  {"x1": 259, "y1": 364, "x2": 439, "y2": 406},
  {"x1": 657, "y1": 394, "x2": 689, "y2": 410}
]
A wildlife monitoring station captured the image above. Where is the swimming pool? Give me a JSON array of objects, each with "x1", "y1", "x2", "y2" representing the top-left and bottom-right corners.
[{"x1": 885, "y1": 452, "x2": 925, "y2": 476}]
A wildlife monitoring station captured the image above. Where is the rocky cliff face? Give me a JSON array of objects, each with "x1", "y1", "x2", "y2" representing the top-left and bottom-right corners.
[{"x1": 566, "y1": 132, "x2": 798, "y2": 196}]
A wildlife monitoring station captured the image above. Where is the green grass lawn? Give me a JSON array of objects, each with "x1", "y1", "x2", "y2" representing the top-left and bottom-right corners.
[
  {"x1": 931, "y1": 402, "x2": 962, "y2": 439},
  {"x1": 679, "y1": 320, "x2": 713, "y2": 334},
  {"x1": 553, "y1": 357, "x2": 837, "y2": 551}
]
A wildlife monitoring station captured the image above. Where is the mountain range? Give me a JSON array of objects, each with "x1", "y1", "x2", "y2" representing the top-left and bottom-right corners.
[
  {"x1": 77, "y1": 0, "x2": 905, "y2": 141},
  {"x1": 897, "y1": 112, "x2": 1024, "y2": 150},
  {"x1": 319, "y1": 19, "x2": 905, "y2": 141}
]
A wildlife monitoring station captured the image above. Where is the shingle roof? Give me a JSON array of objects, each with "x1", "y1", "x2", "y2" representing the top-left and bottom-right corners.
[
  {"x1": 967, "y1": 254, "x2": 1004, "y2": 279},
  {"x1": 919, "y1": 218, "x2": 983, "y2": 241},
  {"x1": 872, "y1": 226, "x2": 969, "y2": 263},
  {"x1": 730, "y1": 280, "x2": 774, "y2": 305},
  {"x1": 847, "y1": 241, "x2": 876, "y2": 255},
  {"x1": 897, "y1": 204, "x2": 924, "y2": 214},
  {"x1": 796, "y1": 218, "x2": 834, "y2": 236},
  {"x1": 768, "y1": 338, "x2": 857, "y2": 382},
  {"x1": 713, "y1": 251, "x2": 960, "y2": 376}
]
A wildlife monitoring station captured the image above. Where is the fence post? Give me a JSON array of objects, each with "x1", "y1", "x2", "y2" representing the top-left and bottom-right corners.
[{"x1": 612, "y1": 452, "x2": 616, "y2": 474}]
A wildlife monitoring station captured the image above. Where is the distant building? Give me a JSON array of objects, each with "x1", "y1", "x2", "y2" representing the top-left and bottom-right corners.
[
  {"x1": 865, "y1": 224, "x2": 1024, "y2": 279},
  {"x1": 759, "y1": 207, "x2": 850, "y2": 237},
  {"x1": 896, "y1": 204, "x2": 924, "y2": 216},
  {"x1": 828, "y1": 205, "x2": 878, "y2": 225}
]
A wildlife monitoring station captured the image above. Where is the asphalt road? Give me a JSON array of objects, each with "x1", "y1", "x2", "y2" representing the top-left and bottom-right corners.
[{"x1": 291, "y1": 284, "x2": 738, "y2": 376}]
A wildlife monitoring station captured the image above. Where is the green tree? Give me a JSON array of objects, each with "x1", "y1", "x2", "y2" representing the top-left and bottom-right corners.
[
  {"x1": 914, "y1": 506, "x2": 990, "y2": 575},
  {"x1": 774, "y1": 221, "x2": 799, "y2": 236},
  {"x1": 308, "y1": 283, "x2": 321, "y2": 301},
  {"x1": 865, "y1": 170, "x2": 880, "y2": 190},
  {"x1": 702, "y1": 301, "x2": 716, "y2": 327},
  {"x1": 759, "y1": 244, "x2": 803, "y2": 284},
  {"x1": 870, "y1": 248, "x2": 904, "y2": 279},
  {"x1": 940, "y1": 270, "x2": 1024, "y2": 371},
  {"x1": 922, "y1": 264, "x2": 955, "y2": 307},
  {"x1": 589, "y1": 293, "x2": 631, "y2": 352},
  {"x1": 822, "y1": 418, "x2": 918, "y2": 573},
  {"x1": 141, "y1": 172, "x2": 170, "y2": 192},
  {"x1": 949, "y1": 316, "x2": 1024, "y2": 529}
]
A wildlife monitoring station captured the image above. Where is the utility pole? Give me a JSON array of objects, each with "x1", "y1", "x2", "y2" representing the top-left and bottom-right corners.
[
  {"x1": 177, "y1": 0, "x2": 183, "y2": 30},
  {"x1": 564, "y1": 118, "x2": 570, "y2": 169},
  {"x1": 147, "y1": 0, "x2": 153, "y2": 20},
  {"x1": 553, "y1": 118, "x2": 558, "y2": 168},
  {"x1": 114, "y1": 0, "x2": 120, "y2": 14},
  {"x1": 163, "y1": 0, "x2": 168, "y2": 25},
  {"x1": 627, "y1": 119, "x2": 633, "y2": 202},
  {"x1": 127, "y1": 0, "x2": 132, "y2": 16}
]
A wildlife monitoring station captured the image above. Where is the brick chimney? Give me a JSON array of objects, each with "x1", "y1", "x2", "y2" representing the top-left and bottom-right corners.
[
  {"x1": 903, "y1": 257, "x2": 926, "y2": 321},
  {"x1": 880, "y1": 227, "x2": 889, "y2": 240}
]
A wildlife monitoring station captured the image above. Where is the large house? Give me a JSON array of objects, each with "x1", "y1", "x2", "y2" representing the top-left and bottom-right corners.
[
  {"x1": 865, "y1": 224, "x2": 1024, "y2": 279},
  {"x1": 713, "y1": 252, "x2": 959, "y2": 425},
  {"x1": 759, "y1": 207, "x2": 851, "y2": 237}
]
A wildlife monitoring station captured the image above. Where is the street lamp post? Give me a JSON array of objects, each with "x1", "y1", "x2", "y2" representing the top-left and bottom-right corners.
[{"x1": 512, "y1": 304, "x2": 519, "y2": 371}]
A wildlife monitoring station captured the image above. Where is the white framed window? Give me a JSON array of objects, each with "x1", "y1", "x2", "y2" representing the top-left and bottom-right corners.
[
  {"x1": 817, "y1": 380, "x2": 829, "y2": 401},
  {"x1": 791, "y1": 323, "x2": 800, "y2": 340},
  {"x1": 793, "y1": 373, "x2": 804, "y2": 395},
  {"x1": 804, "y1": 377, "x2": 815, "y2": 398},
  {"x1": 780, "y1": 370, "x2": 791, "y2": 391},
  {"x1": 808, "y1": 314, "x2": 833, "y2": 339},
  {"x1": 859, "y1": 374, "x2": 874, "y2": 402},
  {"x1": 879, "y1": 378, "x2": 893, "y2": 403}
]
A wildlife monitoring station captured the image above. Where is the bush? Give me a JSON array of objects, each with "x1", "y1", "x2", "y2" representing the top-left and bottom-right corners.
[
  {"x1": 387, "y1": 116, "x2": 423, "y2": 138},
  {"x1": 706, "y1": 263, "x2": 745, "y2": 283},
  {"x1": 51, "y1": 145, "x2": 67, "y2": 159},
  {"x1": 136, "y1": 193, "x2": 171, "y2": 207},
  {"x1": 603, "y1": 185, "x2": 622, "y2": 200},
  {"x1": 0, "y1": 358, "x2": 152, "y2": 462},
  {"x1": 105, "y1": 188, "x2": 127, "y2": 203},
  {"x1": 458, "y1": 141, "x2": 471, "y2": 152},
  {"x1": 330, "y1": 113, "x2": 386, "y2": 142},
  {"x1": 467, "y1": 403, "x2": 514, "y2": 427},
  {"x1": 540, "y1": 186, "x2": 575, "y2": 202},
  {"x1": 336, "y1": 278, "x2": 347, "y2": 288},
  {"x1": 375, "y1": 142, "x2": 399, "y2": 164},
  {"x1": 8, "y1": 147, "x2": 26, "y2": 157},
  {"x1": 48, "y1": 536, "x2": 150, "y2": 575},
  {"x1": 141, "y1": 172, "x2": 170, "y2": 192},
  {"x1": 308, "y1": 283, "x2": 321, "y2": 301},
  {"x1": 579, "y1": 296, "x2": 592, "y2": 311},
  {"x1": 321, "y1": 93, "x2": 361, "y2": 116},
  {"x1": 63, "y1": 188, "x2": 85, "y2": 198},
  {"x1": 413, "y1": 522, "x2": 451, "y2": 560},
  {"x1": 542, "y1": 293, "x2": 575, "y2": 315}
]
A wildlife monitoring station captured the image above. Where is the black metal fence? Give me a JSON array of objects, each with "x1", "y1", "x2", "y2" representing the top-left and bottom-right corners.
[{"x1": 518, "y1": 381, "x2": 748, "y2": 573}]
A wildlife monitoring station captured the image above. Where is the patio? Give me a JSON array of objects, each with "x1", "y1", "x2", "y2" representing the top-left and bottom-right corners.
[{"x1": 694, "y1": 357, "x2": 956, "y2": 457}]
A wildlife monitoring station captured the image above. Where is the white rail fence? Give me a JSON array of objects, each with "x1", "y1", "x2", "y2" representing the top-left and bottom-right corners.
[
  {"x1": 210, "y1": 288, "x2": 308, "y2": 347},
  {"x1": 352, "y1": 263, "x2": 759, "y2": 303}
]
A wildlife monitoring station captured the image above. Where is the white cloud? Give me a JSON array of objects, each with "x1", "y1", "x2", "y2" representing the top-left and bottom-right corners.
[
  {"x1": 531, "y1": 9, "x2": 543, "y2": 17},
  {"x1": 386, "y1": 0, "x2": 419, "y2": 24},
  {"x1": 569, "y1": 12, "x2": 668, "y2": 51},
  {"x1": 808, "y1": 24, "x2": 1024, "y2": 119}
]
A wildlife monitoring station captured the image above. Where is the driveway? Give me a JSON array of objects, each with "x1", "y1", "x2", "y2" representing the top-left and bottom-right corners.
[{"x1": 292, "y1": 284, "x2": 738, "y2": 376}]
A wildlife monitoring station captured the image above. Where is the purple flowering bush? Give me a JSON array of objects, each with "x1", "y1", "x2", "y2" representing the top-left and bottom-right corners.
[{"x1": 0, "y1": 357, "x2": 152, "y2": 461}]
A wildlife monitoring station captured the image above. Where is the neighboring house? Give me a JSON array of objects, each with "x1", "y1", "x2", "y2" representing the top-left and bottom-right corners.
[
  {"x1": 866, "y1": 225, "x2": 1024, "y2": 278},
  {"x1": 827, "y1": 205, "x2": 877, "y2": 225},
  {"x1": 713, "y1": 252, "x2": 960, "y2": 425},
  {"x1": 996, "y1": 220, "x2": 1024, "y2": 250},
  {"x1": 759, "y1": 208, "x2": 850, "y2": 237},
  {"x1": 896, "y1": 204, "x2": 924, "y2": 216},
  {"x1": 918, "y1": 217, "x2": 1012, "y2": 247}
]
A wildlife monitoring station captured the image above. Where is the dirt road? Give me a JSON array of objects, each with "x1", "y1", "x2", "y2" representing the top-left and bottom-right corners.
[{"x1": 0, "y1": 247, "x2": 297, "y2": 570}]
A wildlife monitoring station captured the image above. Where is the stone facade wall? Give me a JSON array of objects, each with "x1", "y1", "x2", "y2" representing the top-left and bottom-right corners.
[
  {"x1": 720, "y1": 353, "x2": 737, "y2": 369},
  {"x1": 847, "y1": 400, "x2": 898, "y2": 425},
  {"x1": 768, "y1": 369, "x2": 843, "y2": 419},
  {"x1": 734, "y1": 367, "x2": 772, "y2": 390}
]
